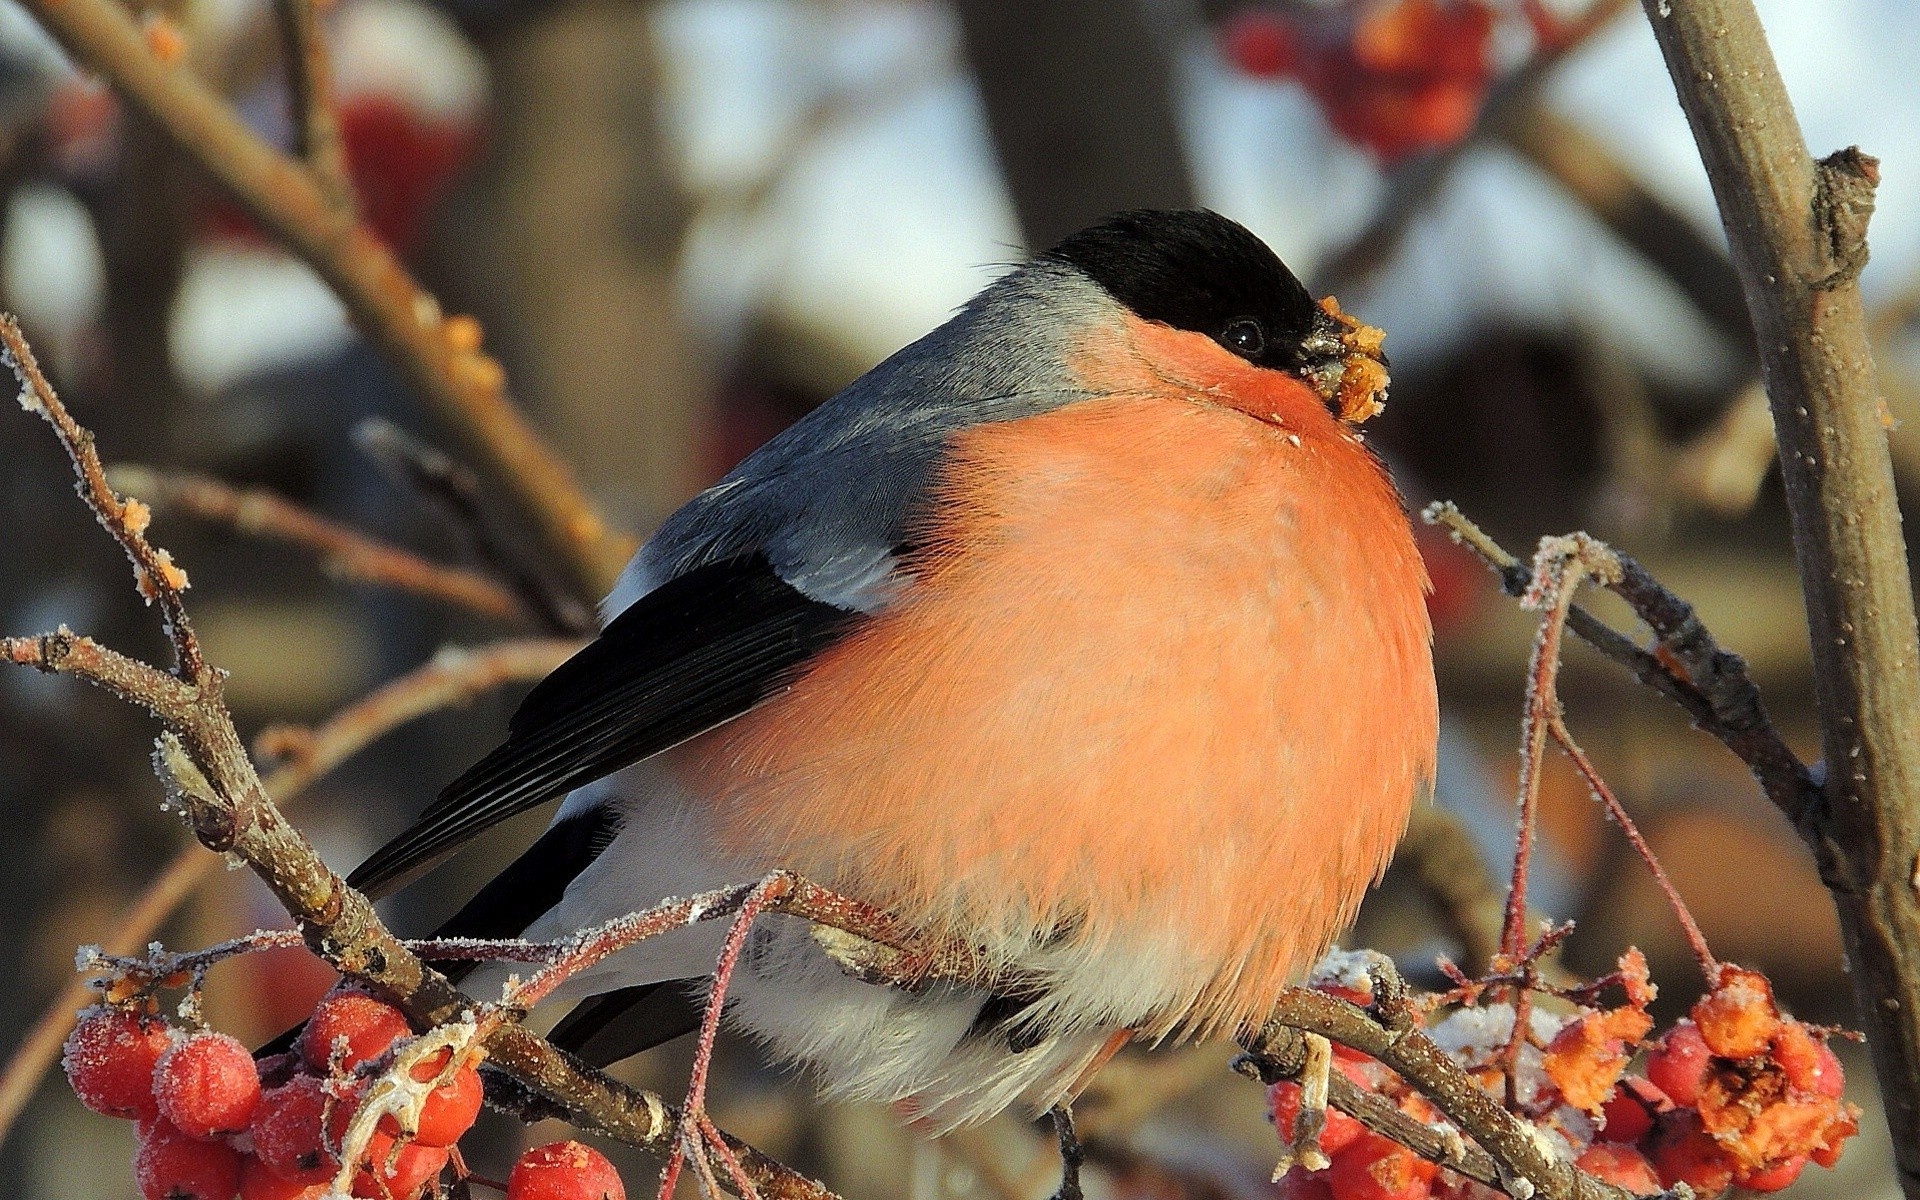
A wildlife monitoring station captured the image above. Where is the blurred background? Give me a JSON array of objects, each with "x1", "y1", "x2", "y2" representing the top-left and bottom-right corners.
[{"x1": 0, "y1": 0, "x2": 1915, "y2": 1194}]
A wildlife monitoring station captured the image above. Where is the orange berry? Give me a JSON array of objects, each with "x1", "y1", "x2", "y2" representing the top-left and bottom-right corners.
[
  {"x1": 1737, "y1": 1155, "x2": 1808, "y2": 1193},
  {"x1": 299, "y1": 990, "x2": 409, "y2": 1074},
  {"x1": 135, "y1": 1117, "x2": 242, "y2": 1200},
  {"x1": 1692, "y1": 965, "x2": 1781, "y2": 1059},
  {"x1": 240, "y1": 1154, "x2": 328, "y2": 1200},
  {"x1": 1270, "y1": 1080, "x2": 1365, "y2": 1157},
  {"x1": 1326, "y1": 1132, "x2": 1434, "y2": 1200},
  {"x1": 1644, "y1": 1021, "x2": 1711, "y2": 1107},
  {"x1": 1574, "y1": 1143, "x2": 1660, "y2": 1195},
  {"x1": 1647, "y1": 1110, "x2": 1738, "y2": 1194}
]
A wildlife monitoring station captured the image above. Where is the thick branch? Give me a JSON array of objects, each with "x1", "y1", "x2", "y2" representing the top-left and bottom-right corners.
[
  {"x1": 1638, "y1": 4, "x2": 1920, "y2": 1190},
  {"x1": 9, "y1": 0, "x2": 634, "y2": 598},
  {"x1": 108, "y1": 465, "x2": 536, "y2": 626}
]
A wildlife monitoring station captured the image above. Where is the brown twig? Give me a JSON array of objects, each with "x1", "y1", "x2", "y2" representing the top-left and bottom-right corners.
[
  {"x1": 1639, "y1": 2, "x2": 1920, "y2": 1189},
  {"x1": 268, "y1": 0, "x2": 351, "y2": 210},
  {"x1": 106, "y1": 465, "x2": 536, "y2": 626},
  {"x1": 9, "y1": 0, "x2": 636, "y2": 599},
  {"x1": 1424, "y1": 502, "x2": 1820, "y2": 827},
  {"x1": 0, "y1": 636, "x2": 578, "y2": 1152}
]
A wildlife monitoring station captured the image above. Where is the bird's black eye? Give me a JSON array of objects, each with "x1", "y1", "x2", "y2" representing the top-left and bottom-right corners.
[{"x1": 1221, "y1": 317, "x2": 1266, "y2": 359}]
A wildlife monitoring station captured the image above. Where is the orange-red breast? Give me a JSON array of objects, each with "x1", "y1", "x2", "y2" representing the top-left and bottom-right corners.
[{"x1": 351, "y1": 209, "x2": 1437, "y2": 1130}]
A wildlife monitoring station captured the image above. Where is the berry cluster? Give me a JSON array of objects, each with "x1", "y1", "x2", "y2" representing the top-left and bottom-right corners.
[
  {"x1": 1268, "y1": 954, "x2": 1859, "y2": 1199},
  {"x1": 63, "y1": 986, "x2": 620, "y2": 1200},
  {"x1": 1220, "y1": 0, "x2": 1498, "y2": 162}
]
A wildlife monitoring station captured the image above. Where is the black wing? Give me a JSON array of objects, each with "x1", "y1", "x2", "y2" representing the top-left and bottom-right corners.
[{"x1": 347, "y1": 554, "x2": 865, "y2": 897}]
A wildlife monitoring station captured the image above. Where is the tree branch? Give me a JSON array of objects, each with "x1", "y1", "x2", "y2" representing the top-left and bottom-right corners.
[
  {"x1": 1634, "y1": 4, "x2": 1920, "y2": 1190},
  {"x1": 8, "y1": 0, "x2": 636, "y2": 599},
  {"x1": 106, "y1": 465, "x2": 537, "y2": 627},
  {"x1": 268, "y1": 0, "x2": 352, "y2": 210}
]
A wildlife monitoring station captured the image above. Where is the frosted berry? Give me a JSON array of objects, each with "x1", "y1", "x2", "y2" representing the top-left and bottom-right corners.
[
  {"x1": 1270, "y1": 1080, "x2": 1365, "y2": 1156},
  {"x1": 350, "y1": 1131, "x2": 448, "y2": 1199},
  {"x1": 1738, "y1": 1154, "x2": 1808, "y2": 1193},
  {"x1": 508, "y1": 1140, "x2": 627, "y2": 1200},
  {"x1": 1325, "y1": 1132, "x2": 1436, "y2": 1200},
  {"x1": 239, "y1": 1155, "x2": 328, "y2": 1200},
  {"x1": 376, "y1": 1047, "x2": 483, "y2": 1147},
  {"x1": 1644, "y1": 1021, "x2": 1711, "y2": 1107},
  {"x1": 1692, "y1": 965, "x2": 1780, "y2": 1059},
  {"x1": 300, "y1": 990, "x2": 411, "y2": 1074},
  {"x1": 135, "y1": 1117, "x2": 243, "y2": 1200},
  {"x1": 156, "y1": 1032, "x2": 262, "y2": 1139},
  {"x1": 64, "y1": 1007, "x2": 174, "y2": 1119},
  {"x1": 250, "y1": 1076, "x2": 338, "y2": 1184},
  {"x1": 1573, "y1": 1144, "x2": 1660, "y2": 1195},
  {"x1": 1773, "y1": 1023, "x2": 1846, "y2": 1099}
]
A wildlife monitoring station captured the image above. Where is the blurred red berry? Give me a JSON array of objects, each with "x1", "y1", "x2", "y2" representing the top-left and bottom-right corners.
[
  {"x1": 239, "y1": 1155, "x2": 328, "y2": 1200},
  {"x1": 1692, "y1": 965, "x2": 1781, "y2": 1059},
  {"x1": 250, "y1": 1076, "x2": 339, "y2": 1185},
  {"x1": 1222, "y1": 11, "x2": 1301, "y2": 77},
  {"x1": 155, "y1": 1032, "x2": 262, "y2": 1140},
  {"x1": 1737, "y1": 1154, "x2": 1808, "y2": 1193},
  {"x1": 508, "y1": 1141, "x2": 627, "y2": 1200},
  {"x1": 1596, "y1": 1077, "x2": 1667, "y2": 1143},
  {"x1": 65, "y1": 1007, "x2": 175, "y2": 1120},
  {"x1": 1644, "y1": 1021, "x2": 1711, "y2": 1107},
  {"x1": 1647, "y1": 1110, "x2": 1738, "y2": 1194},
  {"x1": 300, "y1": 990, "x2": 410, "y2": 1074},
  {"x1": 339, "y1": 96, "x2": 477, "y2": 257},
  {"x1": 1326, "y1": 1132, "x2": 1436, "y2": 1200},
  {"x1": 1270, "y1": 1080, "x2": 1366, "y2": 1157},
  {"x1": 1573, "y1": 1143, "x2": 1660, "y2": 1195},
  {"x1": 135, "y1": 1117, "x2": 243, "y2": 1200}
]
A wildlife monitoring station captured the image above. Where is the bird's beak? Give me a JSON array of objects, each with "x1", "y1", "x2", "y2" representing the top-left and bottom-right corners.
[{"x1": 1300, "y1": 297, "x2": 1390, "y2": 425}]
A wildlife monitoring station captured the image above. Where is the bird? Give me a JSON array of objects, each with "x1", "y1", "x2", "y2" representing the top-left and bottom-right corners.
[{"x1": 349, "y1": 208, "x2": 1438, "y2": 1140}]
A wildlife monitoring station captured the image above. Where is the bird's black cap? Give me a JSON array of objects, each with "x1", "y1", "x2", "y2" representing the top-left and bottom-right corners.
[{"x1": 1042, "y1": 209, "x2": 1333, "y2": 375}]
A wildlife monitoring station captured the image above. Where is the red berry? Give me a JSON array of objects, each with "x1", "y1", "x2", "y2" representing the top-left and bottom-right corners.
[
  {"x1": 64, "y1": 1007, "x2": 175, "y2": 1119},
  {"x1": 155, "y1": 1032, "x2": 263, "y2": 1140},
  {"x1": 1573, "y1": 1144, "x2": 1660, "y2": 1195},
  {"x1": 1647, "y1": 1111, "x2": 1738, "y2": 1194},
  {"x1": 1738, "y1": 1155, "x2": 1808, "y2": 1193},
  {"x1": 1777, "y1": 1029, "x2": 1846, "y2": 1099},
  {"x1": 1222, "y1": 11, "x2": 1301, "y2": 78},
  {"x1": 1597, "y1": 1077, "x2": 1668, "y2": 1143},
  {"x1": 1644, "y1": 1021, "x2": 1712, "y2": 1107},
  {"x1": 350, "y1": 1132, "x2": 448, "y2": 1200},
  {"x1": 1326, "y1": 1132, "x2": 1435, "y2": 1200},
  {"x1": 508, "y1": 1140, "x2": 627, "y2": 1200},
  {"x1": 299, "y1": 990, "x2": 411, "y2": 1074},
  {"x1": 1270, "y1": 1080, "x2": 1365, "y2": 1156},
  {"x1": 135, "y1": 1118, "x2": 243, "y2": 1200},
  {"x1": 376, "y1": 1048, "x2": 483, "y2": 1147},
  {"x1": 239, "y1": 1156, "x2": 328, "y2": 1200},
  {"x1": 250, "y1": 1077, "x2": 339, "y2": 1184}
]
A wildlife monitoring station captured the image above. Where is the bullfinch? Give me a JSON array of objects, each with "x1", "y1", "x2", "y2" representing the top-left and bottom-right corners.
[{"x1": 349, "y1": 209, "x2": 1438, "y2": 1132}]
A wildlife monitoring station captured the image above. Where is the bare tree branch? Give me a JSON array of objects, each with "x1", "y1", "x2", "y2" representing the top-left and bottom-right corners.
[
  {"x1": 268, "y1": 0, "x2": 351, "y2": 211},
  {"x1": 106, "y1": 465, "x2": 538, "y2": 627},
  {"x1": 8, "y1": 0, "x2": 636, "y2": 599}
]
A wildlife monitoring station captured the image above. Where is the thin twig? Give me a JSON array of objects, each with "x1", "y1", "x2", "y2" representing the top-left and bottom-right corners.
[
  {"x1": 268, "y1": 0, "x2": 352, "y2": 209},
  {"x1": 107, "y1": 466, "x2": 536, "y2": 626},
  {"x1": 1, "y1": 318, "x2": 204, "y2": 681},
  {"x1": 0, "y1": 638, "x2": 576, "y2": 1151},
  {"x1": 9, "y1": 0, "x2": 636, "y2": 598}
]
